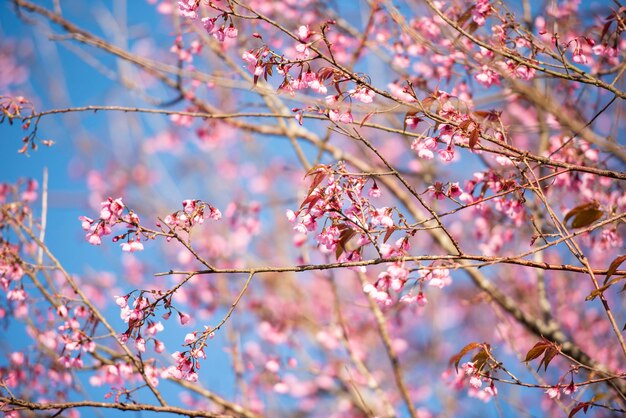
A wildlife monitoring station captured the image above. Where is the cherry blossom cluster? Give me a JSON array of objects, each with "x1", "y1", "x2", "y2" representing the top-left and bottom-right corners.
[
  {"x1": 56, "y1": 304, "x2": 97, "y2": 370},
  {"x1": 445, "y1": 361, "x2": 499, "y2": 403},
  {"x1": 79, "y1": 197, "x2": 145, "y2": 252},
  {"x1": 0, "y1": 350, "x2": 75, "y2": 407},
  {"x1": 165, "y1": 349, "x2": 202, "y2": 382},
  {"x1": 287, "y1": 163, "x2": 411, "y2": 260},
  {"x1": 0, "y1": 179, "x2": 39, "y2": 319},
  {"x1": 115, "y1": 290, "x2": 190, "y2": 357},
  {"x1": 90, "y1": 361, "x2": 160, "y2": 399},
  {"x1": 1, "y1": 96, "x2": 54, "y2": 153},
  {"x1": 0, "y1": 95, "x2": 33, "y2": 122},
  {"x1": 241, "y1": 29, "x2": 378, "y2": 126},
  {"x1": 160, "y1": 199, "x2": 222, "y2": 233},
  {"x1": 176, "y1": 1, "x2": 238, "y2": 43}
]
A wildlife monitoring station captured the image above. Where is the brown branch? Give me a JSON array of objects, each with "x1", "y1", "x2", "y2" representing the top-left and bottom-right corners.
[{"x1": 0, "y1": 397, "x2": 238, "y2": 418}]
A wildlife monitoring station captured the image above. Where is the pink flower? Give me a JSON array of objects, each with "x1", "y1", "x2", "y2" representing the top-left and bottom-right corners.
[
  {"x1": 224, "y1": 26, "x2": 238, "y2": 38},
  {"x1": 438, "y1": 148, "x2": 455, "y2": 162},
  {"x1": 416, "y1": 292, "x2": 428, "y2": 306},
  {"x1": 405, "y1": 116, "x2": 420, "y2": 130},
  {"x1": 545, "y1": 386, "x2": 560, "y2": 399},
  {"x1": 297, "y1": 25, "x2": 312, "y2": 41},
  {"x1": 572, "y1": 48, "x2": 587, "y2": 64},
  {"x1": 87, "y1": 233, "x2": 102, "y2": 246},
  {"x1": 115, "y1": 295, "x2": 129, "y2": 308},
  {"x1": 475, "y1": 65, "x2": 500, "y2": 87},
  {"x1": 329, "y1": 109, "x2": 353, "y2": 124},
  {"x1": 121, "y1": 239, "x2": 144, "y2": 252},
  {"x1": 369, "y1": 182, "x2": 381, "y2": 198},
  {"x1": 100, "y1": 197, "x2": 125, "y2": 223},
  {"x1": 179, "y1": 312, "x2": 191, "y2": 325},
  {"x1": 563, "y1": 383, "x2": 578, "y2": 395},
  {"x1": 177, "y1": 0, "x2": 198, "y2": 19},
  {"x1": 469, "y1": 375, "x2": 483, "y2": 389},
  {"x1": 146, "y1": 321, "x2": 164, "y2": 335},
  {"x1": 339, "y1": 111, "x2": 353, "y2": 124},
  {"x1": 427, "y1": 182, "x2": 446, "y2": 200},
  {"x1": 202, "y1": 17, "x2": 215, "y2": 33},
  {"x1": 242, "y1": 50, "x2": 256, "y2": 64},
  {"x1": 285, "y1": 209, "x2": 297, "y2": 222},
  {"x1": 471, "y1": 0, "x2": 492, "y2": 26},
  {"x1": 349, "y1": 87, "x2": 375, "y2": 103},
  {"x1": 135, "y1": 337, "x2": 146, "y2": 353},
  {"x1": 448, "y1": 182, "x2": 462, "y2": 198},
  {"x1": 213, "y1": 29, "x2": 225, "y2": 42},
  {"x1": 21, "y1": 179, "x2": 38, "y2": 202},
  {"x1": 78, "y1": 216, "x2": 93, "y2": 231},
  {"x1": 372, "y1": 207, "x2": 394, "y2": 228},
  {"x1": 154, "y1": 340, "x2": 165, "y2": 353}
]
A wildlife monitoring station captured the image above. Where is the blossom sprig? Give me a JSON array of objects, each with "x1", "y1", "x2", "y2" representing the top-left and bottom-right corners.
[
  {"x1": 79, "y1": 197, "x2": 149, "y2": 252},
  {"x1": 288, "y1": 163, "x2": 415, "y2": 261},
  {"x1": 1, "y1": 95, "x2": 54, "y2": 154},
  {"x1": 115, "y1": 288, "x2": 192, "y2": 356},
  {"x1": 158, "y1": 199, "x2": 221, "y2": 234},
  {"x1": 176, "y1": 0, "x2": 239, "y2": 43}
]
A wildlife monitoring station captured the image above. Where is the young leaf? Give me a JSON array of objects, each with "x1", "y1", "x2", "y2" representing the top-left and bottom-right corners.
[
  {"x1": 571, "y1": 209, "x2": 603, "y2": 228},
  {"x1": 471, "y1": 346, "x2": 491, "y2": 372},
  {"x1": 568, "y1": 402, "x2": 592, "y2": 418},
  {"x1": 604, "y1": 254, "x2": 626, "y2": 285},
  {"x1": 449, "y1": 342, "x2": 482, "y2": 373},
  {"x1": 383, "y1": 227, "x2": 396, "y2": 244},
  {"x1": 563, "y1": 202, "x2": 603, "y2": 228},
  {"x1": 335, "y1": 227, "x2": 356, "y2": 259},
  {"x1": 539, "y1": 346, "x2": 559, "y2": 372},
  {"x1": 564, "y1": 202, "x2": 598, "y2": 224},
  {"x1": 360, "y1": 111, "x2": 375, "y2": 128},
  {"x1": 469, "y1": 128, "x2": 479, "y2": 149},
  {"x1": 523, "y1": 340, "x2": 551, "y2": 362},
  {"x1": 524, "y1": 339, "x2": 559, "y2": 371}
]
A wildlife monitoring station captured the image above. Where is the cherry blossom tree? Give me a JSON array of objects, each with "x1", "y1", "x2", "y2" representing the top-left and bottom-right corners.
[{"x1": 1, "y1": 0, "x2": 626, "y2": 417}]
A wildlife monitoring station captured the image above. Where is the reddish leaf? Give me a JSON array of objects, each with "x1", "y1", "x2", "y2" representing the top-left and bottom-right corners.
[
  {"x1": 299, "y1": 193, "x2": 321, "y2": 211},
  {"x1": 469, "y1": 128, "x2": 479, "y2": 149},
  {"x1": 586, "y1": 275, "x2": 626, "y2": 300},
  {"x1": 604, "y1": 254, "x2": 626, "y2": 284},
  {"x1": 449, "y1": 342, "x2": 482, "y2": 373},
  {"x1": 335, "y1": 227, "x2": 356, "y2": 259},
  {"x1": 471, "y1": 346, "x2": 491, "y2": 372},
  {"x1": 569, "y1": 402, "x2": 592, "y2": 418},
  {"x1": 524, "y1": 339, "x2": 560, "y2": 371},
  {"x1": 523, "y1": 340, "x2": 551, "y2": 362},
  {"x1": 563, "y1": 201, "x2": 600, "y2": 227},
  {"x1": 383, "y1": 227, "x2": 396, "y2": 244},
  {"x1": 360, "y1": 111, "x2": 375, "y2": 128},
  {"x1": 459, "y1": 120, "x2": 472, "y2": 130},
  {"x1": 571, "y1": 209, "x2": 603, "y2": 228},
  {"x1": 539, "y1": 346, "x2": 559, "y2": 372},
  {"x1": 307, "y1": 172, "x2": 327, "y2": 194},
  {"x1": 304, "y1": 164, "x2": 328, "y2": 178},
  {"x1": 586, "y1": 285, "x2": 609, "y2": 301}
]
